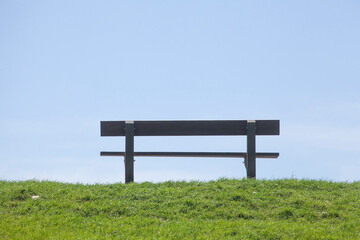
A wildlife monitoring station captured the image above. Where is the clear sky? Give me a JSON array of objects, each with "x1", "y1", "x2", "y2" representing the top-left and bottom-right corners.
[{"x1": 1, "y1": 1, "x2": 359, "y2": 183}]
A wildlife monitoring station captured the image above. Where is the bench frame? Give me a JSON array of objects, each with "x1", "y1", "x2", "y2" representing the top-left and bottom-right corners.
[{"x1": 100, "y1": 120, "x2": 279, "y2": 183}]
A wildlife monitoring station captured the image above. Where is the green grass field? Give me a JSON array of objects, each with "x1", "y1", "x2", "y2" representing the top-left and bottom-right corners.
[{"x1": 0, "y1": 179, "x2": 359, "y2": 239}]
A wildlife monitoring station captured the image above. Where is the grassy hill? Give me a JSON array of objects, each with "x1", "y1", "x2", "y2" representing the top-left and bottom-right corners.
[{"x1": 0, "y1": 179, "x2": 359, "y2": 239}]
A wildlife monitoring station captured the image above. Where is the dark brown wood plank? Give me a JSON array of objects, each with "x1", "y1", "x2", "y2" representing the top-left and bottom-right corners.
[
  {"x1": 136, "y1": 152, "x2": 247, "y2": 158},
  {"x1": 134, "y1": 120, "x2": 247, "y2": 136},
  {"x1": 101, "y1": 151, "x2": 125, "y2": 156},
  {"x1": 256, "y1": 153, "x2": 279, "y2": 158},
  {"x1": 101, "y1": 121, "x2": 125, "y2": 136},
  {"x1": 100, "y1": 151, "x2": 279, "y2": 158},
  {"x1": 256, "y1": 120, "x2": 280, "y2": 135},
  {"x1": 100, "y1": 120, "x2": 279, "y2": 136}
]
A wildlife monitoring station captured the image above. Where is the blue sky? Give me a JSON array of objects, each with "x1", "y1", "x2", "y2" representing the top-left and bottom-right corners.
[{"x1": 1, "y1": 1, "x2": 359, "y2": 183}]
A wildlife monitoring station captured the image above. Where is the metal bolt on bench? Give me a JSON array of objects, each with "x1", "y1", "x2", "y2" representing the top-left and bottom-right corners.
[{"x1": 100, "y1": 120, "x2": 280, "y2": 183}]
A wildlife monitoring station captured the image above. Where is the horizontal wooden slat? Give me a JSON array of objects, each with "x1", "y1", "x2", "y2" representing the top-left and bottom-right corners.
[
  {"x1": 255, "y1": 120, "x2": 280, "y2": 135},
  {"x1": 101, "y1": 121, "x2": 126, "y2": 136},
  {"x1": 100, "y1": 151, "x2": 279, "y2": 158},
  {"x1": 101, "y1": 120, "x2": 279, "y2": 136}
]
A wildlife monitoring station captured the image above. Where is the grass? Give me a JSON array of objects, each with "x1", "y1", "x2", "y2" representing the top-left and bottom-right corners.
[{"x1": 0, "y1": 178, "x2": 359, "y2": 239}]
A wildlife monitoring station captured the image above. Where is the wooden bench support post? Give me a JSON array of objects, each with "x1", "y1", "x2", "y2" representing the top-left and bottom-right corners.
[
  {"x1": 246, "y1": 120, "x2": 256, "y2": 179},
  {"x1": 125, "y1": 121, "x2": 135, "y2": 183}
]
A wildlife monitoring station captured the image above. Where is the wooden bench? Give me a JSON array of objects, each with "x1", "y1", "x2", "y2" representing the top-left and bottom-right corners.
[{"x1": 100, "y1": 120, "x2": 280, "y2": 183}]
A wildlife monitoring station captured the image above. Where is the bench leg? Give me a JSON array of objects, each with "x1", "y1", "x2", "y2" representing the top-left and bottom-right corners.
[
  {"x1": 247, "y1": 120, "x2": 256, "y2": 179},
  {"x1": 125, "y1": 121, "x2": 135, "y2": 183}
]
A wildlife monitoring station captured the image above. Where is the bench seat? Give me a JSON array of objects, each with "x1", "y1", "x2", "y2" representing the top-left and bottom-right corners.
[{"x1": 101, "y1": 151, "x2": 279, "y2": 158}]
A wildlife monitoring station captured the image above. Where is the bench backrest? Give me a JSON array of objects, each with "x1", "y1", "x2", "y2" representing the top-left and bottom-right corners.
[{"x1": 101, "y1": 120, "x2": 280, "y2": 136}]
